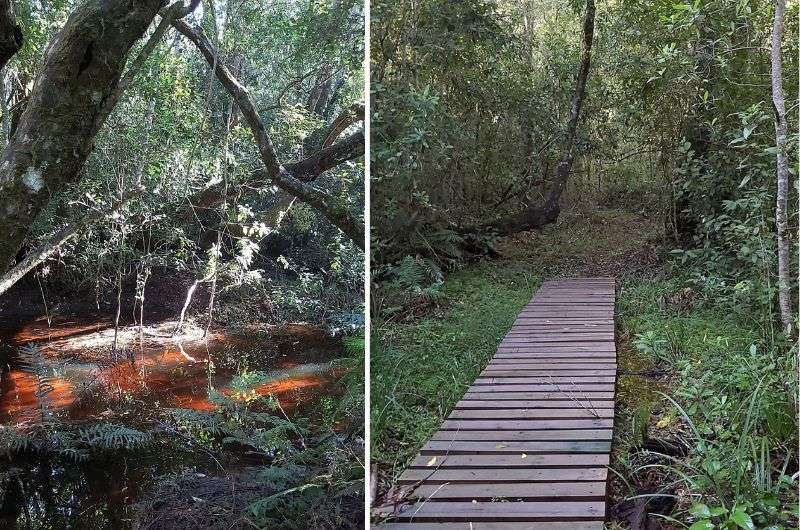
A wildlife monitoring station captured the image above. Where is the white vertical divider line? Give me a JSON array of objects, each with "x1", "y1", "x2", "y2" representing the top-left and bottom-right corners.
[{"x1": 363, "y1": 0, "x2": 372, "y2": 525}]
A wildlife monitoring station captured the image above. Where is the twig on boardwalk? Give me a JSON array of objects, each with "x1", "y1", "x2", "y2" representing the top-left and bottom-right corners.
[{"x1": 545, "y1": 374, "x2": 600, "y2": 418}]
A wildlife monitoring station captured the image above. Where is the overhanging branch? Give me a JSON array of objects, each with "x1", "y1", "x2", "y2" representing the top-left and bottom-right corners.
[{"x1": 172, "y1": 19, "x2": 364, "y2": 248}]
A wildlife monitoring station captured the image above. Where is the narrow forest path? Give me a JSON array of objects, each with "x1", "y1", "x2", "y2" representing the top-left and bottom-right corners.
[{"x1": 378, "y1": 278, "x2": 618, "y2": 527}]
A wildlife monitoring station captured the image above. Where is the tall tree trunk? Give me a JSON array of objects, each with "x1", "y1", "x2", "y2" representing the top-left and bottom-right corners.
[
  {"x1": 0, "y1": 0, "x2": 164, "y2": 274},
  {"x1": 489, "y1": 0, "x2": 595, "y2": 234},
  {"x1": 770, "y1": 0, "x2": 794, "y2": 338},
  {"x1": 0, "y1": 0, "x2": 22, "y2": 71}
]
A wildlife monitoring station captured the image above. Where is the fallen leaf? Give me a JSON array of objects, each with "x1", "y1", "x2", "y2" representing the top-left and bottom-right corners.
[{"x1": 426, "y1": 456, "x2": 437, "y2": 467}]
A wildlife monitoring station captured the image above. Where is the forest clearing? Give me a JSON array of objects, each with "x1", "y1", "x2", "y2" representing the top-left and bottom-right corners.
[{"x1": 0, "y1": 0, "x2": 365, "y2": 528}]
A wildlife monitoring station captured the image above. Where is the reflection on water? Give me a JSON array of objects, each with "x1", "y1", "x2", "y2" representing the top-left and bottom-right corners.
[
  {"x1": 0, "y1": 318, "x2": 342, "y2": 424},
  {"x1": 0, "y1": 314, "x2": 348, "y2": 529}
]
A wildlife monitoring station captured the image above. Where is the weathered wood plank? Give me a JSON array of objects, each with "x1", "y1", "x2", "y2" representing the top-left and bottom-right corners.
[
  {"x1": 440, "y1": 419, "x2": 614, "y2": 430},
  {"x1": 474, "y1": 377, "x2": 616, "y2": 384},
  {"x1": 486, "y1": 362, "x2": 617, "y2": 368},
  {"x1": 397, "y1": 467, "x2": 608, "y2": 484},
  {"x1": 462, "y1": 392, "x2": 614, "y2": 400},
  {"x1": 407, "y1": 481, "x2": 607, "y2": 500},
  {"x1": 454, "y1": 400, "x2": 614, "y2": 411},
  {"x1": 379, "y1": 522, "x2": 605, "y2": 529},
  {"x1": 429, "y1": 429, "x2": 613, "y2": 441},
  {"x1": 379, "y1": 501, "x2": 606, "y2": 521},
  {"x1": 420, "y1": 441, "x2": 611, "y2": 454},
  {"x1": 448, "y1": 409, "x2": 614, "y2": 419}
]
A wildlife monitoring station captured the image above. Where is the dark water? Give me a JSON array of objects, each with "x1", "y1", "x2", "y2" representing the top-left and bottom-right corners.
[{"x1": 0, "y1": 315, "x2": 347, "y2": 529}]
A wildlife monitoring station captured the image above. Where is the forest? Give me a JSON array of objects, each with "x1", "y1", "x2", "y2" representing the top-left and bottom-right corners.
[
  {"x1": 0, "y1": 0, "x2": 365, "y2": 529},
  {"x1": 371, "y1": 0, "x2": 799, "y2": 528}
]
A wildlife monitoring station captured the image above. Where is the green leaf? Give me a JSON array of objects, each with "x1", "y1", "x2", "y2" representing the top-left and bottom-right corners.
[
  {"x1": 689, "y1": 503, "x2": 712, "y2": 518},
  {"x1": 689, "y1": 521, "x2": 714, "y2": 530},
  {"x1": 729, "y1": 509, "x2": 754, "y2": 530}
]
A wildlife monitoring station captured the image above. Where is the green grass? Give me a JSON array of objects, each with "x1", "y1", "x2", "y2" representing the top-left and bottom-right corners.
[{"x1": 371, "y1": 261, "x2": 540, "y2": 477}]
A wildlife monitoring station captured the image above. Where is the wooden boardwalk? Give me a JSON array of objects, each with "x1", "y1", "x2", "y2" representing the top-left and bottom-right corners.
[{"x1": 378, "y1": 278, "x2": 617, "y2": 529}]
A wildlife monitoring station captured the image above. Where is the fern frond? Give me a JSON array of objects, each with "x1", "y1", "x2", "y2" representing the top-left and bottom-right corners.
[{"x1": 78, "y1": 423, "x2": 151, "y2": 450}]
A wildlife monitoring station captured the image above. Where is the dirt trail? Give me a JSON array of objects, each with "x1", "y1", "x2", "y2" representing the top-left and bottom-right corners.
[{"x1": 495, "y1": 206, "x2": 662, "y2": 278}]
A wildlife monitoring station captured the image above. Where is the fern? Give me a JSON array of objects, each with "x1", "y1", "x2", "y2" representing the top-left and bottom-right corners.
[
  {"x1": 162, "y1": 389, "x2": 303, "y2": 455},
  {"x1": 385, "y1": 255, "x2": 444, "y2": 297},
  {"x1": 0, "y1": 425, "x2": 37, "y2": 456},
  {"x1": 78, "y1": 423, "x2": 151, "y2": 450},
  {"x1": 17, "y1": 343, "x2": 55, "y2": 422}
]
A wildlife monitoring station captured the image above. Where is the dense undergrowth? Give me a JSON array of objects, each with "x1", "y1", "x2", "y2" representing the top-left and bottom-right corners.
[{"x1": 371, "y1": 206, "x2": 798, "y2": 528}]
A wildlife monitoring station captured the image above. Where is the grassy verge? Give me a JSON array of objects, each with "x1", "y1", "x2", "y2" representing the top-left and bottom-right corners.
[
  {"x1": 611, "y1": 277, "x2": 797, "y2": 529},
  {"x1": 371, "y1": 261, "x2": 540, "y2": 481}
]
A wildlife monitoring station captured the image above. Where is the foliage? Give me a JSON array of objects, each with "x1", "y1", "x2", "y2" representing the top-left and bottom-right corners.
[
  {"x1": 371, "y1": 0, "x2": 593, "y2": 267},
  {"x1": 0, "y1": 421, "x2": 151, "y2": 462},
  {"x1": 162, "y1": 389, "x2": 302, "y2": 456},
  {"x1": 16, "y1": 344, "x2": 56, "y2": 422},
  {"x1": 618, "y1": 277, "x2": 798, "y2": 528}
]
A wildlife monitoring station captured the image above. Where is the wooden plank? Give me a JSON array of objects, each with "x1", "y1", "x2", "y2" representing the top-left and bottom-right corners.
[
  {"x1": 481, "y1": 369, "x2": 616, "y2": 376},
  {"x1": 456, "y1": 399, "x2": 614, "y2": 408},
  {"x1": 475, "y1": 374, "x2": 616, "y2": 382},
  {"x1": 448, "y1": 409, "x2": 614, "y2": 420},
  {"x1": 468, "y1": 385, "x2": 615, "y2": 394},
  {"x1": 397, "y1": 467, "x2": 608, "y2": 484},
  {"x1": 421, "y1": 441, "x2": 611, "y2": 455},
  {"x1": 407, "y1": 481, "x2": 607, "y2": 500},
  {"x1": 497, "y1": 343, "x2": 616, "y2": 350},
  {"x1": 410, "y1": 454, "x2": 609, "y2": 468},
  {"x1": 486, "y1": 357, "x2": 617, "y2": 370},
  {"x1": 379, "y1": 521, "x2": 603, "y2": 530},
  {"x1": 462, "y1": 392, "x2": 614, "y2": 401},
  {"x1": 430, "y1": 430, "x2": 613, "y2": 442},
  {"x1": 440, "y1": 419, "x2": 614, "y2": 430},
  {"x1": 492, "y1": 353, "x2": 616, "y2": 359},
  {"x1": 506, "y1": 326, "x2": 614, "y2": 331},
  {"x1": 501, "y1": 331, "x2": 614, "y2": 344},
  {"x1": 468, "y1": 381, "x2": 614, "y2": 389},
  {"x1": 379, "y1": 501, "x2": 605, "y2": 521}
]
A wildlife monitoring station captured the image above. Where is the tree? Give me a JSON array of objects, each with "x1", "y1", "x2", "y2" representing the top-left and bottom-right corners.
[
  {"x1": 0, "y1": 0, "x2": 165, "y2": 273},
  {"x1": 770, "y1": 0, "x2": 794, "y2": 338},
  {"x1": 173, "y1": 20, "x2": 365, "y2": 248},
  {"x1": 489, "y1": 0, "x2": 596, "y2": 234},
  {"x1": 0, "y1": 0, "x2": 22, "y2": 71}
]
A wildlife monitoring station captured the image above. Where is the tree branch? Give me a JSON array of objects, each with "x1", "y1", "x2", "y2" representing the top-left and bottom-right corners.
[
  {"x1": 172, "y1": 20, "x2": 364, "y2": 248},
  {"x1": 0, "y1": 187, "x2": 144, "y2": 296},
  {"x1": 286, "y1": 130, "x2": 364, "y2": 181}
]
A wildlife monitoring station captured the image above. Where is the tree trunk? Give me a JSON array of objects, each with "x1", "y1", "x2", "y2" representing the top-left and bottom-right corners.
[
  {"x1": 489, "y1": 0, "x2": 595, "y2": 235},
  {"x1": 0, "y1": 0, "x2": 22, "y2": 71},
  {"x1": 0, "y1": 188, "x2": 142, "y2": 296},
  {"x1": 0, "y1": 0, "x2": 163, "y2": 274},
  {"x1": 770, "y1": 0, "x2": 794, "y2": 338}
]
